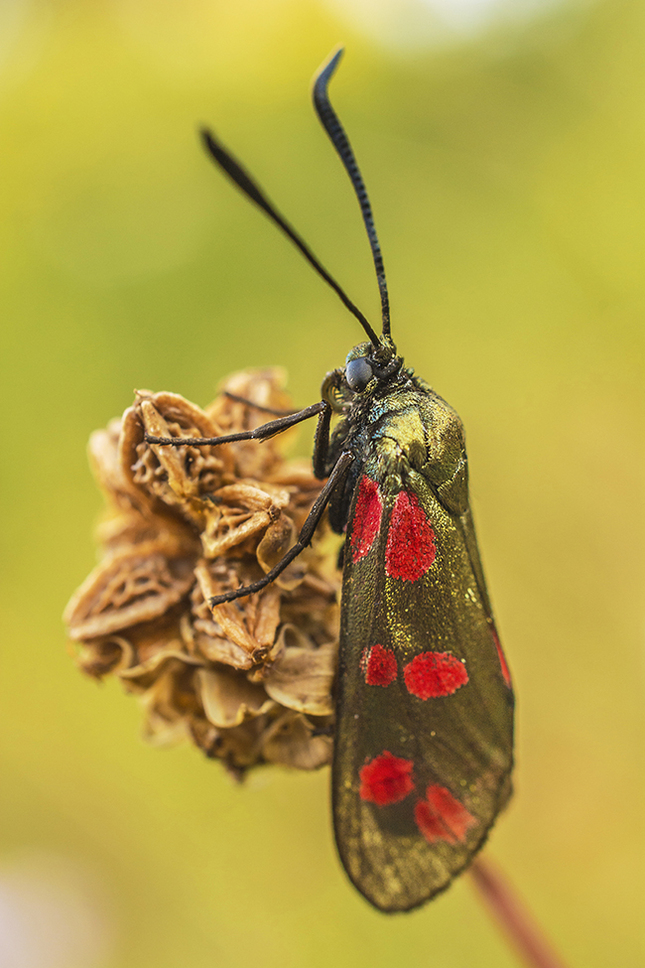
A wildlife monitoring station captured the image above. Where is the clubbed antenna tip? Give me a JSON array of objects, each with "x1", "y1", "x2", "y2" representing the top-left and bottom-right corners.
[{"x1": 313, "y1": 47, "x2": 391, "y2": 340}]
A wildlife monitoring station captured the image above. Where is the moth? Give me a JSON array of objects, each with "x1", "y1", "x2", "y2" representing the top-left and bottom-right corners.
[{"x1": 147, "y1": 48, "x2": 514, "y2": 913}]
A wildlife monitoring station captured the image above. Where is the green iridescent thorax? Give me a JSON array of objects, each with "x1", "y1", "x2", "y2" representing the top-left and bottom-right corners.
[{"x1": 364, "y1": 380, "x2": 467, "y2": 492}]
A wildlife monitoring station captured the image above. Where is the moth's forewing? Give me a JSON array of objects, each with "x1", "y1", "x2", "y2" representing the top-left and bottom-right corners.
[{"x1": 332, "y1": 387, "x2": 514, "y2": 913}]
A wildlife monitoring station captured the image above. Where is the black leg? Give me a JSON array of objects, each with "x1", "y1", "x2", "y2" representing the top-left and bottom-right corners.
[
  {"x1": 313, "y1": 403, "x2": 332, "y2": 479},
  {"x1": 209, "y1": 450, "x2": 354, "y2": 607},
  {"x1": 145, "y1": 401, "x2": 327, "y2": 447},
  {"x1": 222, "y1": 391, "x2": 294, "y2": 416}
]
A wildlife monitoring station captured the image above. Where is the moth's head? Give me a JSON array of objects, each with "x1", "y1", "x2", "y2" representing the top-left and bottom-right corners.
[
  {"x1": 344, "y1": 337, "x2": 401, "y2": 395},
  {"x1": 344, "y1": 343, "x2": 375, "y2": 392}
]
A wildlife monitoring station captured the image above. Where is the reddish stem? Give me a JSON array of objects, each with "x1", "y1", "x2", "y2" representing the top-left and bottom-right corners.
[{"x1": 469, "y1": 857, "x2": 570, "y2": 968}]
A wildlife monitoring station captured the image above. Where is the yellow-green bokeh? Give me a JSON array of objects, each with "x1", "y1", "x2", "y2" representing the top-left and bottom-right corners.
[{"x1": 1, "y1": 1, "x2": 643, "y2": 966}]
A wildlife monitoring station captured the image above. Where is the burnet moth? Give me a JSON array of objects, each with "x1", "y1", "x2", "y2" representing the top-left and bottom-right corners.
[{"x1": 147, "y1": 48, "x2": 514, "y2": 912}]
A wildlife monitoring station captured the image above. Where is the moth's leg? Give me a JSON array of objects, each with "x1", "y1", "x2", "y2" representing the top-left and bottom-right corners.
[
  {"x1": 312, "y1": 402, "x2": 333, "y2": 479},
  {"x1": 221, "y1": 391, "x2": 294, "y2": 417},
  {"x1": 312, "y1": 365, "x2": 347, "y2": 478},
  {"x1": 145, "y1": 400, "x2": 327, "y2": 447},
  {"x1": 209, "y1": 450, "x2": 354, "y2": 607}
]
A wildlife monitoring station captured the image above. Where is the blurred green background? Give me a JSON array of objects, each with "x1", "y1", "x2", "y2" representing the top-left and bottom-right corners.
[{"x1": 1, "y1": 0, "x2": 643, "y2": 966}]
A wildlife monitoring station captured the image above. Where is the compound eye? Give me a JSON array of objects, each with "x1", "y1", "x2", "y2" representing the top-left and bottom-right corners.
[{"x1": 346, "y1": 357, "x2": 373, "y2": 392}]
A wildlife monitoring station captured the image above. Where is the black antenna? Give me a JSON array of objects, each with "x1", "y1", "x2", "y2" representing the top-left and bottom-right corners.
[
  {"x1": 313, "y1": 48, "x2": 391, "y2": 339},
  {"x1": 200, "y1": 128, "x2": 380, "y2": 347}
]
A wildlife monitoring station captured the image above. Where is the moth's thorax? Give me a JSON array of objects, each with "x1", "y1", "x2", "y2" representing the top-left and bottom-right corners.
[
  {"x1": 324, "y1": 363, "x2": 469, "y2": 537},
  {"x1": 337, "y1": 370, "x2": 462, "y2": 465}
]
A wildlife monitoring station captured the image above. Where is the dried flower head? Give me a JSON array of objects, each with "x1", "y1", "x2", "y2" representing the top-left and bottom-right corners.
[{"x1": 65, "y1": 369, "x2": 340, "y2": 777}]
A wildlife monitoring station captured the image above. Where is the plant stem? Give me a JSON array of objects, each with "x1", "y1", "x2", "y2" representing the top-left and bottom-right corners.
[{"x1": 469, "y1": 857, "x2": 570, "y2": 968}]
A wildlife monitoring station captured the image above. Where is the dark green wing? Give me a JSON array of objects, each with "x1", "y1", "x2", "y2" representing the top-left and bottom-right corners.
[{"x1": 332, "y1": 455, "x2": 513, "y2": 912}]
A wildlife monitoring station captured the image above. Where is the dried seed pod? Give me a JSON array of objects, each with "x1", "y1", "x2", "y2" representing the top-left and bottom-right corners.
[
  {"x1": 65, "y1": 540, "x2": 196, "y2": 640},
  {"x1": 65, "y1": 369, "x2": 340, "y2": 776}
]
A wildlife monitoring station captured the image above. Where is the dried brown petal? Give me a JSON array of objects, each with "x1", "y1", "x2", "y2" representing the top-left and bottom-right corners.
[
  {"x1": 193, "y1": 632, "x2": 255, "y2": 670},
  {"x1": 200, "y1": 481, "x2": 287, "y2": 559},
  {"x1": 264, "y1": 639, "x2": 336, "y2": 716},
  {"x1": 192, "y1": 716, "x2": 266, "y2": 774},
  {"x1": 88, "y1": 409, "x2": 154, "y2": 519},
  {"x1": 89, "y1": 419, "x2": 132, "y2": 506},
  {"x1": 194, "y1": 559, "x2": 276, "y2": 662},
  {"x1": 119, "y1": 648, "x2": 202, "y2": 690},
  {"x1": 198, "y1": 668, "x2": 274, "y2": 728},
  {"x1": 114, "y1": 406, "x2": 158, "y2": 514},
  {"x1": 94, "y1": 508, "x2": 194, "y2": 552},
  {"x1": 65, "y1": 541, "x2": 195, "y2": 641},
  {"x1": 76, "y1": 635, "x2": 135, "y2": 678},
  {"x1": 134, "y1": 658, "x2": 202, "y2": 746},
  {"x1": 127, "y1": 392, "x2": 231, "y2": 525},
  {"x1": 256, "y1": 513, "x2": 307, "y2": 591},
  {"x1": 261, "y1": 710, "x2": 332, "y2": 770}
]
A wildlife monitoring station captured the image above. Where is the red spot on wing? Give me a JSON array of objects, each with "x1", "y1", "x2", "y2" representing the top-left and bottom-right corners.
[
  {"x1": 403, "y1": 651, "x2": 468, "y2": 699},
  {"x1": 414, "y1": 785, "x2": 477, "y2": 844},
  {"x1": 491, "y1": 626, "x2": 511, "y2": 688},
  {"x1": 351, "y1": 475, "x2": 383, "y2": 563},
  {"x1": 385, "y1": 491, "x2": 436, "y2": 581},
  {"x1": 361, "y1": 644, "x2": 398, "y2": 687},
  {"x1": 359, "y1": 751, "x2": 414, "y2": 806}
]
